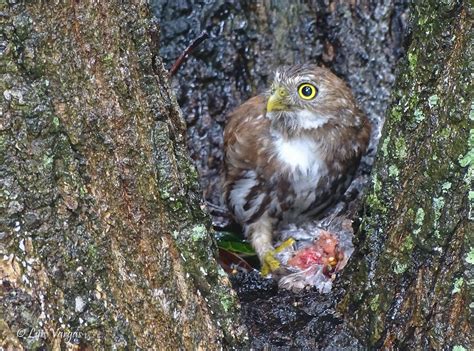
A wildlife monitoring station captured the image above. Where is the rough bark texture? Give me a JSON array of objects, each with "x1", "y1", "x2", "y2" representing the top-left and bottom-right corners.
[
  {"x1": 0, "y1": 2, "x2": 245, "y2": 349},
  {"x1": 339, "y1": 1, "x2": 473, "y2": 349},
  {"x1": 154, "y1": 0, "x2": 411, "y2": 349}
]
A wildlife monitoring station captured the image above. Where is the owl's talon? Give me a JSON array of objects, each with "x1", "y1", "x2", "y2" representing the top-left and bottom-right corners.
[
  {"x1": 274, "y1": 238, "x2": 296, "y2": 253},
  {"x1": 260, "y1": 238, "x2": 296, "y2": 276},
  {"x1": 261, "y1": 251, "x2": 281, "y2": 276}
]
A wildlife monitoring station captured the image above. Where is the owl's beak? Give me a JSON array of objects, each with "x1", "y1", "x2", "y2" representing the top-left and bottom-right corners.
[{"x1": 267, "y1": 87, "x2": 288, "y2": 112}]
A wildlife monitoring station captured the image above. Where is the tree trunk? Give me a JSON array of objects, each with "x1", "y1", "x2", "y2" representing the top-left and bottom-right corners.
[
  {"x1": 1, "y1": 2, "x2": 245, "y2": 349},
  {"x1": 338, "y1": 1, "x2": 473, "y2": 349}
]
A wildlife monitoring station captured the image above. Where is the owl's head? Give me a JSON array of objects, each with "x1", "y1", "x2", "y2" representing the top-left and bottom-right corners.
[{"x1": 266, "y1": 64, "x2": 363, "y2": 134}]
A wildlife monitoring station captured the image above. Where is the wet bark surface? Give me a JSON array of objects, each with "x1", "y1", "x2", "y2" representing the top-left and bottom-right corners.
[
  {"x1": 1, "y1": 2, "x2": 245, "y2": 349},
  {"x1": 1, "y1": 0, "x2": 471, "y2": 350},
  {"x1": 339, "y1": 1, "x2": 473, "y2": 349}
]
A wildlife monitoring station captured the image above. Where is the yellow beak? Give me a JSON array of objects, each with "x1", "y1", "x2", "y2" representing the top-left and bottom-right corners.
[{"x1": 267, "y1": 87, "x2": 288, "y2": 112}]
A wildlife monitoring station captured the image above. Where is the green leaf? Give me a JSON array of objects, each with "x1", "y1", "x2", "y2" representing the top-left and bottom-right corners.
[
  {"x1": 218, "y1": 241, "x2": 256, "y2": 255},
  {"x1": 214, "y1": 231, "x2": 256, "y2": 255}
]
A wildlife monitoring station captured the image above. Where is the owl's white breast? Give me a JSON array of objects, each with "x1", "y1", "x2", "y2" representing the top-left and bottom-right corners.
[
  {"x1": 272, "y1": 133, "x2": 329, "y2": 221},
  {"x1": 273, "y1": 134, "x2": 326, "y2": 177}
]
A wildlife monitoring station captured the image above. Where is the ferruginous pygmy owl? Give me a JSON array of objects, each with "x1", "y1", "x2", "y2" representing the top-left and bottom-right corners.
[{"x1": 223, "y1": 64, "x2": 371, "y2": 274}]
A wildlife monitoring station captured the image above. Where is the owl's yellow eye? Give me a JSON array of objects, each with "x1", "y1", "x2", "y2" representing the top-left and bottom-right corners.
[{"x1": 298, "y1": 83, "x2": 317, "y2": 100}]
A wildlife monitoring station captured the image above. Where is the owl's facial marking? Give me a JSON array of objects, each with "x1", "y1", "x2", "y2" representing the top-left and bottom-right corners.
[
  {"x1": 265, "y1": 64, "x2": 364, "y2": 135},
  {"x1": 295, "y1": 110, "x2": 330, "y2": 129}
]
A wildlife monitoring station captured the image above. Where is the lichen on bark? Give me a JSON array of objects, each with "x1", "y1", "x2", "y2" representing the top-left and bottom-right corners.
[
  {"x1": 1, "y1": 2, "x2": 245, "y2": 349},
  {"x1": 339, "y1": 1, "x2": 473, "y2": 349}
]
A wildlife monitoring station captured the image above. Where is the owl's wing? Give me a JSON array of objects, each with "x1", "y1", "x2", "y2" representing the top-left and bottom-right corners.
[
  {"x1": 223, "y1": 95, "x2": 268, "y2": 168},
  {"x1": 223, "y1": 95, "x2": 274, "y2": 225}
]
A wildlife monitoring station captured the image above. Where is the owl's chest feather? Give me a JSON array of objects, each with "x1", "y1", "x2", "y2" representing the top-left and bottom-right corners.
[
  {"x1": 269, "y1": 135, "x2": 332, "y2": 221},
  {"x1": 272, "y1": 135, "x2": 327, "y2": 181}
]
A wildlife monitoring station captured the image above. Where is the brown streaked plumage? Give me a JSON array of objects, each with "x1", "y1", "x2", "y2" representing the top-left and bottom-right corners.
[{"x1": 223, "y1": 64, "x2": 370, "y2": 273}]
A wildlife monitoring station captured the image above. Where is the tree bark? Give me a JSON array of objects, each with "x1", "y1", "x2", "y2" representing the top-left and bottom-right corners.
[
  {"x1": 338, "y1": 1, "x2": 473, "y2": 349},
  {"x1": 1, "y1": 2, "x2": 245, "y2": 349}
]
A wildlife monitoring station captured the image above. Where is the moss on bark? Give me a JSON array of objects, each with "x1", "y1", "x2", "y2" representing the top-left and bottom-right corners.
[
  {"x1": 0, "y1": 2, "x2": 245, "y2": 349},
  {"x1": 339, "y1": 1, "x2": 473, "y2": 349}
]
